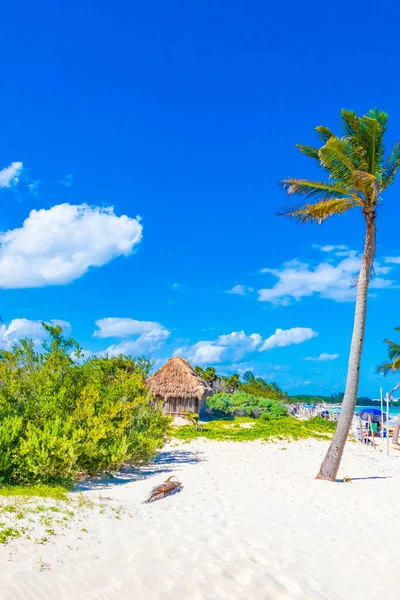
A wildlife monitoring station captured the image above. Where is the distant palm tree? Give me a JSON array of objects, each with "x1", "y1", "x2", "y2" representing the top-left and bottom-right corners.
[
  {"x1": 378, "y1": 328, "x2": 400, "y2": 445},
  {"x1": 279, "y1": 108, "x2": 400, "y2": 481},
  {"x1": 377, "y1": 328, "x2": 400, "y2": 375}
]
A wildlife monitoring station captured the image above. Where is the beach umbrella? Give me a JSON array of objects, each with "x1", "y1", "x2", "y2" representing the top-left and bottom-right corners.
[{"x1": 355, "y1": 409, "x2": 387, "y2": 423}]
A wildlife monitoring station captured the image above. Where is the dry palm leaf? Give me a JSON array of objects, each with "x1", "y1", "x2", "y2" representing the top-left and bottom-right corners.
[{"x1": 143, "y1": 476, "x2": 183, "y2": 504}]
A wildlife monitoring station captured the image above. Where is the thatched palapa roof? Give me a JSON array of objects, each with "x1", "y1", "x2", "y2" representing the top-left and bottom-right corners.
[{"x1": 146, "y1": 356, "x2": 212, "y2": 400}]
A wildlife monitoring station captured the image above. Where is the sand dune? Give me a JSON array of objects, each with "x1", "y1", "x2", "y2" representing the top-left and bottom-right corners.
[{"x1": 1, "y1": 438, "x2": 400, "y2": 600}]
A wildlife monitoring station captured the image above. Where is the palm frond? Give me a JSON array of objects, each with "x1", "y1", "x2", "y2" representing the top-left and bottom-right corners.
[
  {"x1": 341, "y1": 109, "x2": 359, "y2": 137},
  {"x1": 359, "y1": 112, "x2": 387, "y2": 177},
  {"x1": 278, "y1": 197, "x2": 359, "y2": 224},
  {"x1": 341, "y1": 110, "x2": 368, "y2": 171},
  {"x1": 381, "y1": 142, "x2": 400, "y2": 189},
  {"x1": 315, "y1": 126, "x2": 334, "y2": 143},
  {"x1": 377, "y1": 361, "x2": 400, "y2": 375},
  {"x1": 280, "y1": 178, "x2": 350, "y2": 201},
  {"x1": 319, "y1": 137, "x2": 354, "y2": 184},
  {"x1": 295, "y1": 144, "x2": 320, "y2": 161},
  {"x1": 367, "y1": 107, "x2": 388, "y2": 133},
  {"x1": 377, "y1": 357, "x2": 400, "y2": 375},
  {"x1": 352, "y1": 170, "x2": 380, "y2": 203},
  {"x1": 377, "y1": 328, "x2": 400, "y2": 375},
  {"x1": 384, "y1": 339, "x2": 400, "y2": 362},
  {"x1": 142, "y1": 476, "x2": 183, "y2": 504}
]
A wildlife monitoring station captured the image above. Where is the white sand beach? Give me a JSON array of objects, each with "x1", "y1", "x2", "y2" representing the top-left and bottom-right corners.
[{"x1": 1, "y1": 438, "x2": 400, "y2": 600}]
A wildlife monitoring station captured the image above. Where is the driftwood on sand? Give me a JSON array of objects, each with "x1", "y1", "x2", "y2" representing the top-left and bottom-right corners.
[{"x1": 143, "y1": 476, "x2": 183, "y2": 504}]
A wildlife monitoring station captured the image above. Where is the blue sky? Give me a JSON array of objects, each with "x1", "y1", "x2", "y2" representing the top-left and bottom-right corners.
[{"x1": 1, "y1": 1, "x2": 400, "y2": 396}]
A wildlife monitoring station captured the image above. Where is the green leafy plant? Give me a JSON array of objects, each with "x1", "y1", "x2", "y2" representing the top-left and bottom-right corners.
[
  {"x1": 0, "y1": 324, "x2": 170, "y2": 484},
  {"x1": 207, "y1": 392, "x2": 288, "y2": 418}
]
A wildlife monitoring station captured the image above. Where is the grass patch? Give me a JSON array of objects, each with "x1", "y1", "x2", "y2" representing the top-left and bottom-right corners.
[
  {"x1": 0, "y1": 488, "x2": 130, "y2": 546},
  {"x1": 172, "y1": 416, "x2": 336, "y2": 442},
  {"x1": 0, "y1": 483, "x2": 71, "y2": 500},
  {"x1": 0, "y1": 526, "x2": 21, "y2": 544}
]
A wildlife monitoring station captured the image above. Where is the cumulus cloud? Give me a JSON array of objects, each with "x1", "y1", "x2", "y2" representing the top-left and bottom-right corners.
[
  {"x1": 258, "y1": 250, "x2": 396, "y2": 305},
  {"x1": 176, "y1": 341, "x2": 226, "y2": 365},
  {"x1": 102, "y1": 332, "x2": 170, "y2": 357},
  {"x1": 226, "y1": 284, "x2": 254, "y2": 296},
  {"x1": 304, "y1": 352, "x2": 339, "y2": 362},
  {"x1": 0, "y1": 318, "x2": 71, "y2": 349},
  {"x1": 175, "y1": 330, "x2": 263, "y2": 365},
  {"x1": 0, "y1": 162, "x2": 23, "y2": 188},
  {"x1": 0, "y1": 203, "x2": 143, "y2": 288},
  {"x1": 260, "y1": 327, "x2": 318, "y2": 351},
  {"x1": 176, "y1": 327, "x2": 316, "y2": 365},
  {"x1": 94, "y1": 317, "x2": 170, "y2": 357},
  {"x1": 93, "y1": 317, "x2": 166, "y2": 339}
]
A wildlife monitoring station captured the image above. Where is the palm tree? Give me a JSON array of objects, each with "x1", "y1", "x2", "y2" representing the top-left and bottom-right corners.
[
  {"x1": 377, "y1": 328, "x2": 400, "y2": 375},
  {"x1": 279, "y1": 108, "x2": 400, "y2": 481},
  {"x1": 378, "y1": 328, "x2": 400, "y2": 444}
]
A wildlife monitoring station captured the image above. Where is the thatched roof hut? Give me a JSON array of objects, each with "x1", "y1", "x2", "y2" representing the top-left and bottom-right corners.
[{"x1": 146, "y1": 356, "x2": 212, "y2": 417}]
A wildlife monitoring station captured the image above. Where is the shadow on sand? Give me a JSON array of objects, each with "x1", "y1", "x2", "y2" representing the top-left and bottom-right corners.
[
  {"x1": 337, "y1": 476, "x2": 392, "y2": 483},
  {"x1": 74, "y1": 448, "x2": 203, "y2": 492}
]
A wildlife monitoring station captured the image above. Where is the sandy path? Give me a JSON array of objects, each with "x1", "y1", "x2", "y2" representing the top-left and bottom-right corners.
[{"x1": 1, "y1": 438, "x2": 400, "y2": 600}]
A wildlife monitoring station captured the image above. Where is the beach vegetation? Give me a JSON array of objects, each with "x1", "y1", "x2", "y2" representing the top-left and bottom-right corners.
[
  {"x1": 172, "y1": 416, "x2": 336, "y2": 442},
  {"x1": 207, "y1": 392, "x2": 288, "y2": 418},
  {"x1": 195, "y1": 366, "x2": 288, "y2": 401},
  {"x1": 279, "y1": 108, "x2": 400, "y2": 481},
  {"x1": 0, "y1": 324, "x2": 170, "y2": 485}
]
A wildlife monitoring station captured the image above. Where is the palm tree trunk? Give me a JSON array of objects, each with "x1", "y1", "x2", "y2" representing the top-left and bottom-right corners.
[{"x1": 316, "y1": 211, "x2": 376, "y2": 481}]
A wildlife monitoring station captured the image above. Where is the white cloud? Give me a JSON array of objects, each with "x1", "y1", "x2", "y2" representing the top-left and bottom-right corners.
[
  {"x1": 103, "y1": 330, "x2": 170, "y2": 357},
  {"x1": 260, "y1": 327, "x2": 318, "y2": 351},
  {"x1": 304, "y1": 352, "x2": 339, "y2": 362},
  {"x1": 176, "y1": 327, "x2": 317, "y2": 365},
  {"x1": 0, "y1": 162, "x2": 23, "y2": 188},
  {"x1": 259, "y1": 250, "x2": 396, "y2": 305},
  {"x1": 369, "y1": 277, "x2": 393, "y2": 289},
  {"x1": 385, "y1": 257, "x2": 400, "y2": 265},
  {"x1": 319, "y1": 244, "x2": 348, "y2": 253},
  {"x1": 27, "y1": 180, "x2": 41, "y2": 197},
  {"x1": 94, "y1": 317, "x2": 170, "y2": 357},
  {"x1": 0, "y1": 203, "x2": 143, "y2": 288},
  {"x1": 226, "y1": 284, "x2": 254, "y2": 296},
  {"x1": 57, "y1": 174, "x2": 74, "y2": 187},
  {"x1": 175, "y1": 330, "x2": 261, "y2": 365},
  {"x1": 175, "y1": 341, "x2": 226, "y2": 365},
  {"x1": 93, "y1": 317, "x2": 165, "y2": 339},
  {"x1": 0, "y1": 318, "x2": 71, "y2": 349}
]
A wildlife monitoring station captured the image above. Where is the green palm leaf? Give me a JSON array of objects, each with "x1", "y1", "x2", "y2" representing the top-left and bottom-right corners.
[
  {"x1": 295, "y1": 145, "x2": 320, "y2": 161},
  {"x1": 381, "y1": 142, "x2": 400, "y2": 189},
  {"x1": 278, "y1": 197, "x2": 359, "y2": 224},
  {"x1": 319, "y1": 137, "x2": 354, "y2": 184},
  {"x1": 377, "y1": 328, "x2": 400, "y2": 374},
  {"x1": 315, "y1": 126, "x2": 334, "y2": 143},
  {"x1": 280, "y1": 178, "x2": 350, "y2": 201}
]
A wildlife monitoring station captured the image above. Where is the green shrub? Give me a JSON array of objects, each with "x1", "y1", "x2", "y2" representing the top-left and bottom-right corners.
[
  {"x1": 0, "y1": 324, "x2": 170, "y2": 484},
  {"x1": 15, "y1": 419, "x2": 78, "y2": 482},
  {"x1": 207, "y1": 392, "x2": 288, "y2": 419},
  {"x1": 0, "y1": 417, "x2": 24, "y2": 483}
]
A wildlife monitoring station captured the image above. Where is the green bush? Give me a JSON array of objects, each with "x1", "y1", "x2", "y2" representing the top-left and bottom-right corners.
[
  {"x1": 207, "y1": 392, "x2": 288, "y2": 419},
  {"x1": 0, "y1": 324, "x2": 170, "y2": 484}
]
